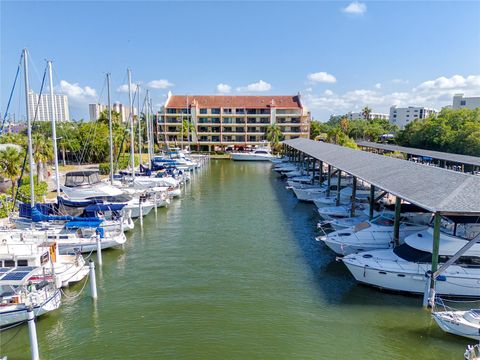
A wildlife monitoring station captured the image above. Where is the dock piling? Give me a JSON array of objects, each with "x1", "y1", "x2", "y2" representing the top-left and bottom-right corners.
[
  {"x1": 89, "y1": 260, "x2": 98, "y2": 300},
  {"x1": 27, "y1": 306, "x2": 40, "y2": 360}
]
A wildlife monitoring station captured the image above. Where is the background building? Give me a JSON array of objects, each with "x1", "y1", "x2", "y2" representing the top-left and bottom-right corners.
[
  {"x1": 156, "y1": 93, "x2": 310, "y2": 151},
  {"x1": 345, "y1": 111, "x2": 389, "y2": 121},
  {"x1": 27, "y1": 90, "x2": 70, "y2": 121},
  {"x1": 89, "y1": 102, "x2": 135, "y2": 122},
  {"x1": 389, "y1": 105, "x2": 437, "y2": 129},
  {"x1": 452, "y1": 93, "x2": 480, "y2": 110}
]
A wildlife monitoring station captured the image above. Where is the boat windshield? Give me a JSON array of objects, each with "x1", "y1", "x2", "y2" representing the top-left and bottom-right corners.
[
  {"x1": 65, "y1": 172, "x2": 101, "y2": 187},
  {"x1": 393, "y1": 243, "x2": 432, "y2": 263},
  {"x1": 371, "y1": 216, "x2": 394, "y2": 227},
  {"x1": 254, "y1": 150, "x2": 269, "y2": 154}
]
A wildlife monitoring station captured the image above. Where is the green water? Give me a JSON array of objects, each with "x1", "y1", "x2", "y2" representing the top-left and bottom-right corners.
[{"x1": 1, "y1": 160, "x2": 469, "y2": 359}]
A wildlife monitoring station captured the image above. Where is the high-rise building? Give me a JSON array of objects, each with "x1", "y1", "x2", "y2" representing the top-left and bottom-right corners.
[
  {"x1": 27, "y1": 90, "x2": 70, "y2": 121},
  {"x1": 155, "y1": 93, "x2": 311, "y2": 151},
  {"x1": 89, "y1": 102, "x2": 135, "y2": 122},
  {"x1": 389, "y1": 105, "x2": 437, "y2": 129},
  {"x1": 452, "y1": 94, "x2": 480, "y2": 110}
]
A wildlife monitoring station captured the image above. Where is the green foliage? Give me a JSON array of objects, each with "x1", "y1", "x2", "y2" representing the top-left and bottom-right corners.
[
  {"x1": 265, "y1": 124, "x2": 284, "y2": 147},
  {"x1": 0, "y1": 146, "x2": 24, "y2": 197},
  {"x1": 396, "y1": 108, "x2": 480, "y2": 156},
  {"x1": 309, "y1": 121, "x2": 331, "y2": 140},
  {"x1": 16, "y1": 178, "x2": 48, "y2": 204},
  {"x1": 0, "y1": 194, "x2": 13, "y2": 218}
]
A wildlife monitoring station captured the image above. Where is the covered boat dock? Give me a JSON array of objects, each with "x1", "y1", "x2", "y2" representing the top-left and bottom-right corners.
[
  {"x1": 356, "y1": 140, "x2": 480, "y2": 173},
  {"x1": 282, "y1": 138, "x2": 480, "y2": 305}
]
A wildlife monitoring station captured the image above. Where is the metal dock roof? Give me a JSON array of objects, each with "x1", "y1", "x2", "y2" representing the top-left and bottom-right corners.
[
  {"x1": 283, "y1": 138, "x2": 480, "y2": 215},
  {"x1": 356, "y1": 141, "x2": 480, "y2": 167}
]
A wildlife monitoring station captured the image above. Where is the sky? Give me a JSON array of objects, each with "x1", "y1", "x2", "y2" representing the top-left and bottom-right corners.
[{"x1": 1, "y1": 0, "x2": 479, "y2": 121}]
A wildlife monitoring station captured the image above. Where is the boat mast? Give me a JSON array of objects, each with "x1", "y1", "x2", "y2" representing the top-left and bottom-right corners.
[
  {"x1": 23, "y1": 49, "x2": 35, "y2": 207},
  {"x1": 127, "y1": 69, "x2": 135, "y2": 180},
  {"x1": 47, "y1": 60, "x2": 60, "y2": 198},
  {"x1": 146, "y1": 90, "x2": 152, "y2": 166},
  {"x1": 137, "y1": 84, "x2": 142, "y2": 168},
  {"x1": 107, "y1": 73, "x2": 114, "y2": 184},
  {"x1": 149, "y1": 97, "x2": 155, "y2": 157}
]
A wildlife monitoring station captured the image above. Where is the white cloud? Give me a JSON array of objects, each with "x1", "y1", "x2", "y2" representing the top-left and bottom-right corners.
[
  {"x1": 116, "y1": 84, "x2": 130, "y2": 93},
  {"x1": 57, "y1": 80, "x2": 97, "y2": 106},
  {"x1": 375, "y1": 83, "x2": 382, "y2": 89},
  {"x1": 302, "y1": 74, "x2": 480, "y2": 117},
  {"x1": 237, "y1": 80, "x2": 272, "y2": 92},
  {"x1": 392, "y1": 78, "x2": 409, "y2": 84},
  {"x1": 216, "y1": 83, "x2": 231, "y2": 94},
  {"x1": 147, "y1": 79, "x2": 174, "y2": 89},
  {"x1": 307, "y1": 72, "x2": 337, "y2": 83},
  {"x1": 342, "y1": 1, "x2": 367, "y2": 15}
]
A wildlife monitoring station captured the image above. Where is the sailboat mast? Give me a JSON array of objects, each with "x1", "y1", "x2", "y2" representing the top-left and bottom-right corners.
[
  {"x1": 137, "y1": 84, "x2": 142, "y2": 168},
  {"x1": 107, "y1": 73, "x2": 114, "y2": 184},
  {"x1": 146, "y1": 90, "x2": 152, "y2": 166},
  {"x1": 23, "y1": 49, "x2": 35, "y2": 207},
  {"x1": 127, "y1": 69, "x2": 135, "y2": 180},
  {"x1": 47, "y1": 60, "x2": 60, "y2": 197}
]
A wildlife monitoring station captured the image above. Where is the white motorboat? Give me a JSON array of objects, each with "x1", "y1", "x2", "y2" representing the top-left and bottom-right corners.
[
  {"x1": 341, "y1": 228, "x2": 480, "y2": 297},
  {"x1": 0, "y1": 267, "x2": 61, "y2": 328},
  {"x1": 318, "y1": 204, "x2": 367, "y2": 218},
  {"x1": 0, "y1": 234, "x2": 89, "y2": 288},
  {"x1": 317, "y1": 214, "x2": 428, "y2": 256},
  {"x1": 433, "y1": 308, "x2": 480, "y2": 340},
  {"x1": 231, "y1": 149, "x2": 275, "y2": 161}
]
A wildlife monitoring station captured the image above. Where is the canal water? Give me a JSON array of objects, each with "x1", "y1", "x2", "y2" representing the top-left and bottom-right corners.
[{"x1": 2, "y1": 160, "x2": 468, "y2": 359}]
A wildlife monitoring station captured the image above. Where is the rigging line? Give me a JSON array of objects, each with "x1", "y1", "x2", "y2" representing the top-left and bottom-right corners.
[
  {"x1": 12, "y1": 64, "x2": 48, "y2": 209},
  {"x1": 0, "y1": 52, "x2": 24, "y2": 135}
]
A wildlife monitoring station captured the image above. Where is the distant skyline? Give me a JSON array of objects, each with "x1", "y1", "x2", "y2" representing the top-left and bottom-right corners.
[{"x1": 1, "y1": 1, "x2": 479, "y2": 121}]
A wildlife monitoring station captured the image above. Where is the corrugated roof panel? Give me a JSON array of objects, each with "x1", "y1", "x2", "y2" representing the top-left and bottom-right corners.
[
  {"x1": 283, "y1": 138, "x2": 480, "y2": 215},
  {"x1": 357, "y1": 141, "x2": 480, "y2": 167}
]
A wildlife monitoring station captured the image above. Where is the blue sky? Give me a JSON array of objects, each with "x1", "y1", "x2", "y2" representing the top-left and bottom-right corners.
[{"x1": 1, "y1": 1, "x2": 479, "y2": 121}]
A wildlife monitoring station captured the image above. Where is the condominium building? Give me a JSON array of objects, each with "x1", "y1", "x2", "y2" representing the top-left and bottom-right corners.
[
  {"x1": 452, "y1": 93, "x2": 480, "y2": 110},
  {"x1": 155, "y1": 93, "x2": 311, "y2": 151},
  {"x1": 89, "y1": 102, "x2": 135, "y2": 122},
  {"x1": 345, "y1": 111, "x2": 389, "y2": 121},
  {"x1": 389, "y1": 105, "x2": 437, "y2": 129},
  {"x1": 27, "y1": 90, "x2": 70, "y2": 121}
]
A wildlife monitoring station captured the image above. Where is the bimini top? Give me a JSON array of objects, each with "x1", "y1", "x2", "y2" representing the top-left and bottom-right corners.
[
  {"x1": 283, "y1": 138, "x2": 480, "y2": 215},
  {"x1": 357, "y1": 141, "x2": 480, "y2": 167}
]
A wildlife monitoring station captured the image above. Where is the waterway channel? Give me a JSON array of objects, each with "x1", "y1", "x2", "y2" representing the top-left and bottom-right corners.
[{"x1": 1, "y1": 160, "x2": 468, "y2": 359}]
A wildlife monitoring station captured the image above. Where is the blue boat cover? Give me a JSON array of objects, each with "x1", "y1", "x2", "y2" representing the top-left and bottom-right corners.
[
  {"x1": 65, "y1": 219, "x2": 103, "y2": 229},
  {"x1": 84, "y1": 204, "x2": 125, "y2": 212}
]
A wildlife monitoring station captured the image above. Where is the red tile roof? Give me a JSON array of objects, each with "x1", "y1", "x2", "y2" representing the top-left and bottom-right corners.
[{"x1": 166, "y1": 95, "x2": 302, "y2": 109}]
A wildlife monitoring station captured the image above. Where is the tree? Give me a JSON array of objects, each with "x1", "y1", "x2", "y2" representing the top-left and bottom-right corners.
[
  {"x1": 32, "y1": 133, "x2": 53, "y2": 184},
  {"x1": 340, "y1": 117, "x2": 349, "y2": 134},
  {"x1": 98, "y1": 109, "x2": 122, "y2": 124},
  {"x1": 265, "y1": 124, "x2": 284, "y2": 149},
  {"x1": 362, "y1": 106, "x2": 372, "y2": 120},
  {"x1": 0, "y1": 146, "x2": 23, "y2": 198}
]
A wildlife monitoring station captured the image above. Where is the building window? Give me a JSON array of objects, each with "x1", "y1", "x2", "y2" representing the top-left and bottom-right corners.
[
  {"x1": 167, "y1": 108, "x2": 176, "y2": 114},
  {"x1": 461, "y1": 100, "x2": 466, "y2": 106},
  {"x1": 236, "y1": 108, "x2": 245, "y2": 114},
  {"x1": 200, "y1": 108, "x2": 208, "y2": 114},
  {"x1": 223, "y1": 108, "x2": 232, "y2": 114},
  {"x1": 211, "y1": 108, "x2": 221, "y2": 114}
]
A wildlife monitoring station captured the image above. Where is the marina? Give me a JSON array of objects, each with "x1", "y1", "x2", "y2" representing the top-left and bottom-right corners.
[{"x1": 0, "y1": 160, "x2": 471, "y2": 359}]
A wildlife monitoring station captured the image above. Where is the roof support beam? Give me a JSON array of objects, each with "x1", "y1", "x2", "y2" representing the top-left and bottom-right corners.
[
  {"x1": 311, "y1": 158, "x2": 316, "y2": 184},
  {"x1": 319, "y1": 161, "x2": 323, "y2": 186},
  {"x1": 393, "y1": 197, "x2": 401, "y2": 246},
  {"x1": 326, "y1": 165, "x2": 332, "y2": 197},
  {"x1": 369, "y1": 185, "x2": 375, "y2": 220},
  {"x1": 336, "y1": 171, "x2": 342, "y2": 206},
  {"x1": 351, "y1": 176, "x2": 357, "y2": 217}
]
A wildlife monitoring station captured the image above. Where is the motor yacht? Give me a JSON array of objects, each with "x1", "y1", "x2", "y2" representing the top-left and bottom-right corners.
[
  {"x1": 341, "y1": 228, "x2": 480, "y2": 297},
  {"x1": 231, "y1": 148, "x2": 275, "y2": 161}
]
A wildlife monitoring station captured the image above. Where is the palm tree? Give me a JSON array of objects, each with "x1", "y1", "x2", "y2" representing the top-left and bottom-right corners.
[
  {"x1": 265, "y1": 124, "x2": 284, "y2": 149},
  {"x1": 32, "y1": 133, "x2": 53, "y2": 184},
  {"x1": 0, "y1": 146, "x2": 23, "y2": 198},
  {"x1": 362, "y1": 106, "x2": 372, "y2": 121}
]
